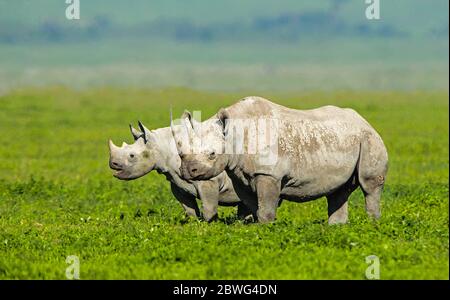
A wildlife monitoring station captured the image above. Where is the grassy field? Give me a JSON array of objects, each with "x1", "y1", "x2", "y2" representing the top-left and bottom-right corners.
[{"x1": 0, "y1": 87, "x2": 448, "y2": 279}]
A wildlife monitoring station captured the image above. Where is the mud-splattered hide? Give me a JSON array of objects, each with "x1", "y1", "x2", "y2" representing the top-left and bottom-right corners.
[{"x1": 173, "y1": 96, "x2": 388, "y2": 224}]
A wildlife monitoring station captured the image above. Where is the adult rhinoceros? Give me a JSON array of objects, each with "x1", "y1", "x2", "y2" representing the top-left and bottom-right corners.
[
  {"x1": 171, "y1": 96, "x2": 388, "y2": 224},
  {"x1": 108, "y1": 121, "x2": 249, "y2": 222}
]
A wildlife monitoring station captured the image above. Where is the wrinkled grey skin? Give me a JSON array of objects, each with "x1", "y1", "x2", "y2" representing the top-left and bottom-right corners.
[
  {"x1": 172, "y1": 96, "x2": 388, "y2": 224},
  {"x1": 108, "y1": 121, "x2": 249, "y2": 222}
]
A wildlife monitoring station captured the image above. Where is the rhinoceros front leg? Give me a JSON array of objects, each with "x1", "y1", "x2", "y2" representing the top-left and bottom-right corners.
[
  {"x1": 255, "y1": 175, "x2": 281, "y2": 223},
  {"x1": 196, "y1": 180, "x2": 219, "y2": 222},
  {"x1": 170, "y1": 183, "x2": 201, "y2": 218}
]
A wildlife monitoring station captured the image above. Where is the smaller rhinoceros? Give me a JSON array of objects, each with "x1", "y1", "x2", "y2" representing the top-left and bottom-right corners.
[{"x1": 108, "y1": 121, "x2": 248, "y2": 221}]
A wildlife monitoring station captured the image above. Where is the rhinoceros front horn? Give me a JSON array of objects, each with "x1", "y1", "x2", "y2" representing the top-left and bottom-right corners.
[{"x1": 108, "y1": 139, "x2": 120, "y2": 154}]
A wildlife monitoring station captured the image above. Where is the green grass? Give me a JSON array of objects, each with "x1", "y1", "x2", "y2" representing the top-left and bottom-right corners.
[{"x1": 0, "y1": 87, "x2": 448, "y2": 279}]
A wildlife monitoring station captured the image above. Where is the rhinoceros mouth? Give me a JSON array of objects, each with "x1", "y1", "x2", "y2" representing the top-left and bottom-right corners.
[
  {"x1": 113, "y1": 169, "x2": 126, "y2": 178},
  {"x1": 188, "y1": 173, "x2": 209, "y2": 181},
  {"x1": 110, "y1": 164, "x2": 122, "y2": 171},
  {"x1": 113, "y1": 169, "x2": 138, "y2": 181}
]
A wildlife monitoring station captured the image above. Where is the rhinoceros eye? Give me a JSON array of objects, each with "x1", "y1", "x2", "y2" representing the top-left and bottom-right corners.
[{"x1": 208, "y1": 151, "x2": 216, "y2": 160}]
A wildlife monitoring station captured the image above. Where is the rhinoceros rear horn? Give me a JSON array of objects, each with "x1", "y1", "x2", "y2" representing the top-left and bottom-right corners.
[
  {"x1": 170, "y1": 109, "x2": 184, "y2": 156},
  {"x1": 170, "y1": 107, "x2": 174, "y2": 133}
]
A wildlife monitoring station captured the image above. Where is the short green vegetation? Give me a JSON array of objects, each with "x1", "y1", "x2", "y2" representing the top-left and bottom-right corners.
[{"x1": 0, "y1": 88, "x2": 448, "y2": 279}]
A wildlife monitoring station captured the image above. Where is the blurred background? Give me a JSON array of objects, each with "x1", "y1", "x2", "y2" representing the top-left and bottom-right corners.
[{"x1": 0, "y1": 0, "x2": 448, "y2": 93}]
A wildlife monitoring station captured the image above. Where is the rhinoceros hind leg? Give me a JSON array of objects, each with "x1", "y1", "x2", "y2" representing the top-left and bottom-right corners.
[
  {"x1": 361, "y1": 183, "x2": 383, "y2": 219},
  {"x1": 357, "y1": 134, "x2": 388, "y2": 220},
  {"x1": 327, "y1": 181, "x2": 358, "y2": 225}
]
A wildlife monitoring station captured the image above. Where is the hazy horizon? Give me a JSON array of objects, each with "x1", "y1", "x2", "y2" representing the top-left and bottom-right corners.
[{"x1": 0, "y1": 0, "x2": 448, "y2": 92}]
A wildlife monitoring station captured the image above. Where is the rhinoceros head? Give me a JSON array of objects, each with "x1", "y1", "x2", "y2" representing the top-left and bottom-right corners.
[
  {"x1": 171, "y1": 109, "x2": 229, "y2": 181},
  {"x1": 108, "y1": 121, "x2": 157, "y2": 180}
]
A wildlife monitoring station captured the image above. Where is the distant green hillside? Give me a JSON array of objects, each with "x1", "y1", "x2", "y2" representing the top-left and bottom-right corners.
[
  {"x1": 0, "y1": 0, "x2": 447, "y2": 30},
  {"x1": 0, "y1": 0, "x2": 447, "y2": 92}
]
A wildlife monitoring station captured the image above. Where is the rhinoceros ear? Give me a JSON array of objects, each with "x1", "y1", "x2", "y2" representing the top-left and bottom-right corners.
[
  {"x1": 217, "y1": 108, "x2": 230, "y2": 135},
  {"x1": 181, "y1": 110, "x2": 201, "y2": 134},
  {"x1": 138, "y1": 121, "x2": 155, "y2": 144},
  {"x1": 129, "y1": 124, "x2": 143, "y2": 141},
  {"x1": 181, "y1": 110, "x2": 192, "y2": 121},
  {"x1": 181, "y1": 110, "x2": 195, "y2": 131}
]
